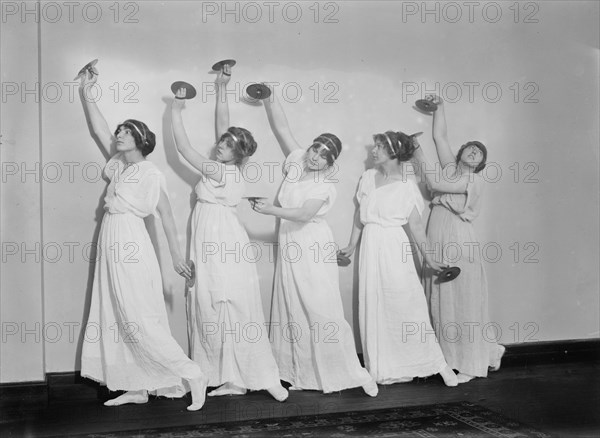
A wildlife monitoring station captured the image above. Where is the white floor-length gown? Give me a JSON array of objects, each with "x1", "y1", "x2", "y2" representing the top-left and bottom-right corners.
[
  {"x1": 187, "y1": 164, "x2": 281, "y2": 390},
  {"x1": 270, "y1": 149, "x2": 372, "y2": 392},
  {"x1": 81, "y1": 153, "x2": 202, "y2": 396},
  {"x1": 356, "y1": 169, "x2": 447, "y2": 384}
]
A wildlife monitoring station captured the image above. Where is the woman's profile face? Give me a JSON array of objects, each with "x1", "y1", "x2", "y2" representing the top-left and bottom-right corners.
[
  {"x1": 115, "y1": 126, "x2": 137, "y2": 152},
  {"x1": 216, "y1": 137, "x2": 236, "y2": 164},
  {"x1": 371, "y1": 141, "x2": 392, "y2": 165},
  {"x1": 460, "y1": 144, "x2": 484, "y2": 169},
  {"x1": 305, "y1": 145, "x2": 329, "y2": 171}
]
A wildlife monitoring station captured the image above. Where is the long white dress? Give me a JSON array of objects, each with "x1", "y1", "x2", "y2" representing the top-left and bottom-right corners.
[
  {"x1": 81, "y1": 153, "x2": 203, "y2": 396},
  {"x1": 270, "y1": 149, "x2": 372, "y2": 393},
  {"x1": 357, "y1": 169, "x2": 447, "y2": 384},
  {"x1": 187, "y1": 165, "x2": 281, "y2": 390},
  {"x1": 424, "y1": 166, "x2": 502, "y2": 377}
]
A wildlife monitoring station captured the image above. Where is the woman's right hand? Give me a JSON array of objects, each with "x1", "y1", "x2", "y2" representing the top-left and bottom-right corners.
[
  {"x1": 425, "y1": 94, "x2": 443, "y2": 106},
  {"x1": 338, "y1": 244, "x2": 356, "y2": 258},
  {"x1": 173, "y1": 88, "x2": 187, "y2": 109},
  {"x1": 215, "y1": 64, "x2": 232, "y2": 86},
  {"x1": 80, "y1": 68, "x2": 98, "y2": 89}
]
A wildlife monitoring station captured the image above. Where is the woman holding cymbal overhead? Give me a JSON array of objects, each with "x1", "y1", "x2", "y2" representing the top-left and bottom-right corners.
[
  {"x1": 77, "y1": 63, "x2": 208, "y2": 411},
  {"x1": 170, "y1": 64, "x2": 287, "y2": 402},
  {"x1": 412, "y1": 95, "x2": 505, "y2": 384},
  {"x1": 250, "y1": 85, "x2": 378, "y2": 396}
]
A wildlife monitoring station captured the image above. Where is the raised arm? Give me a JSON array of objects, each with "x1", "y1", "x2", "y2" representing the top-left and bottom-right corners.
[
  {"x1": 412, "y1": 136, "x2": 468, "y2": 194},
  {"x1": 406, "y1": 206, "x2": 445, "y2": 272},
  {"x1": 155, "y1": 189, "x2": 192, "y2": 280},
  {"x1": 78, "y1": 70, "x2": 112, "y2": 159},
  {"x1": 428, "y1": 95, "x2": 455, "y2": 168},
  {"x1": 171, "y1": 89, "x2": 226, "y2": 183},
  {"x1": 215, "y1": 65, "x2": 231, "y2": 140},
  {"x1": 263, "y1": 88, "x2": 302, "y2": 157}
]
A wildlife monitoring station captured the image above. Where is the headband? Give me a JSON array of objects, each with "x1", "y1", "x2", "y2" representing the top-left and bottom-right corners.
[
  {"x1": 383, "y1": 133, "x2": 398, "y2": 157},
  {"x1": 123, "y1": 120, "x2": 147, "y2": 144},
  {"x1": 314, "y1": 136, "x2": 339, "y2": 158},
  {"x1": 226, "y1": 130, "x2": 241, "y2": 145}
]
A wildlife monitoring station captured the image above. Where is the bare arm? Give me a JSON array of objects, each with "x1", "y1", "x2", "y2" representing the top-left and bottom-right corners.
[
  {"x1": 339, "y1": 205, "x2": 363, "y2": 257},
  {"x1": 252, "y1": 198, "x2": 326, "y2": 223},
  {"x1": 263, "y1": 88, "x2": 302, "y2": 157},
  {"x1": 412, "y1": 139, "x2": 469, "y2": 194},
  {"x1": 406, "y1": 206, "x2": 445, "y2": 272},
  {"x1": 428, "y1": 95, "x2": 455, "y2": 168},
  {"x1": 155, "y1": 189, "x2": 192, "y2": 279},
  {"x1": 171, "y1": 90, "x2": 226, "y2": 183},
  {"x1": 215, "y1": 66, "x2": 231, "y2": 140},
  {"x1": 78, "y1": 71, "x2": 112, "y2": 159}
]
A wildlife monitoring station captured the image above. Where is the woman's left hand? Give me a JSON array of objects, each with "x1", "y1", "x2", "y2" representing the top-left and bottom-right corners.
[
  {"x1": 426, "y1": 258, "x2": 447, "y2": 274},
  {"x1": 251, "y1": 199, "x2": 274, "y2": 215},
  {"x1": 174, "y1": 258, "x2": 192, "y2": 280}
]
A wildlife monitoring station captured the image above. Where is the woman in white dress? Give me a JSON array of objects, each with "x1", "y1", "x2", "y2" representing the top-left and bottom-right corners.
[
  {"x1": 251, "y1": 89, "x2": 378, "y2": 396},
  {"x1": 170, "y1": 66, "x2": 287, "y2": 402},
  {"x1": 78, "y1": 69, "x2": 208, "y2": 411},
  {"x1": 412, "y1": 95, "x2": 505, "y2": 384},
  {"x1": 340, "y1": 131, "x2": 458, "y2": 387}
]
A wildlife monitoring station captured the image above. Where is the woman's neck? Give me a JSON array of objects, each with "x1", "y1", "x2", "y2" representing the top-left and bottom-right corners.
[
  {"x1": 457, "y1": 161, "x2": 474, "y2": 175},
  {"x1": 378, "y1": 160, "x2": 402, "y2": 178},
  {"x1": 122, "y1": 149, "x2": 145, "y2": 164}
]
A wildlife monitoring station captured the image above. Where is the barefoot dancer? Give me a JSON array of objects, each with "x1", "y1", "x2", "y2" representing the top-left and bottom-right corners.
[
  {"x1": 78, "y1": 66, "x2": 208, "y2": 411},
  {"x1": 251, "y1": 86, "x2": 378, "y2": 396},
  {"x1": 170, "y1": 65, "x2": 287, "y2": 401}
]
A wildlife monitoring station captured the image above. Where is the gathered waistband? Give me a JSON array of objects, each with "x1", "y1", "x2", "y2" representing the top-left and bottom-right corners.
[{"x1": 196, "y1": 200, "x2": 236, "y2": 208}]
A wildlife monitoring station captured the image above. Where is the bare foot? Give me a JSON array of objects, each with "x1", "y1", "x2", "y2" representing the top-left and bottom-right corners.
[
  {"x1": 187, "y1": 375, "x2": 209, "y2": 411},
  {"x1": 104, "y1": 390, "x2": 148, "y2": 406},
  {"x1": 457, "y1": 373, "x2": 475, "y2": 384},
  {"x1": 439, "y1": 365, "x2": 458, "y2": 387},
  {"x1": 267, "y1": 384, "x2": 289, "y2": 402},
  {"x1": 490, "y1": 345, "x2": 506, "y2": 372},
  {"x1": 362, "y1": 379, "x2": 379, "y2": 397},
  {"x1": 208, "y1": 382, "x2": 247, "y2": 397}
]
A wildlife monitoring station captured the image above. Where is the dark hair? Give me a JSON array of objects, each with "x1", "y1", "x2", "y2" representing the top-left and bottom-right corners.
[
  {"x1": 456, "y1": 141, "x2": 487, "y2": 173},
  {"x1": 219, "y1": 127, "x2": 257, "y2": 165},
  {"x1": 310, "y1": 133, "x2": 342, "y2": 166},
  {"x1": 114, "y1": 119, "x2": 156, "y2": 156},
  {"x1": 373, "y1": 131, "x2": 415, "y2": 162}
]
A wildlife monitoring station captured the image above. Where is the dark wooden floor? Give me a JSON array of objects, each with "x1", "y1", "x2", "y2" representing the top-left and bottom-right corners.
[{"x1": 2, "y1": 360, "x2": 599, "y2": 437}]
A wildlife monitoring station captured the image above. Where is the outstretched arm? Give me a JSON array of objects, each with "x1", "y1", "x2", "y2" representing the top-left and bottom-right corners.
[
  {"x1": 252, "y1": 198, "x2": 325, "y2": 223},
  {"x1": 78, "y1": 70, "x2": 112, "y2": 160},
  {"x1": 215, "y1": 65, "x2": 231, "y2": 140},
  {"x1": 428, "y1": 95, "x2": 455, "y2": 168},
  {"x1": 155, "y1": 189, "x2": 192, "y2": 280},
  {"x1": 263, "y1": 88, "x2": 302, "y2": 157},
  {"x1": 171, "y1": 89, "x2": 226, "y2": 183}
]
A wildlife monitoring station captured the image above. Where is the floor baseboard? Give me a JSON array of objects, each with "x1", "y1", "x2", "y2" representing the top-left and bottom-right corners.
[{"x1": 2, "y1": 338, "x2": 598, "y2": 412}]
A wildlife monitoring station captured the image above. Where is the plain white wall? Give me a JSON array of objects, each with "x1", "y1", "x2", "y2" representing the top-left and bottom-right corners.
[{"x1": 1, "y1": 1, "x2": 598, "y2": 382}]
